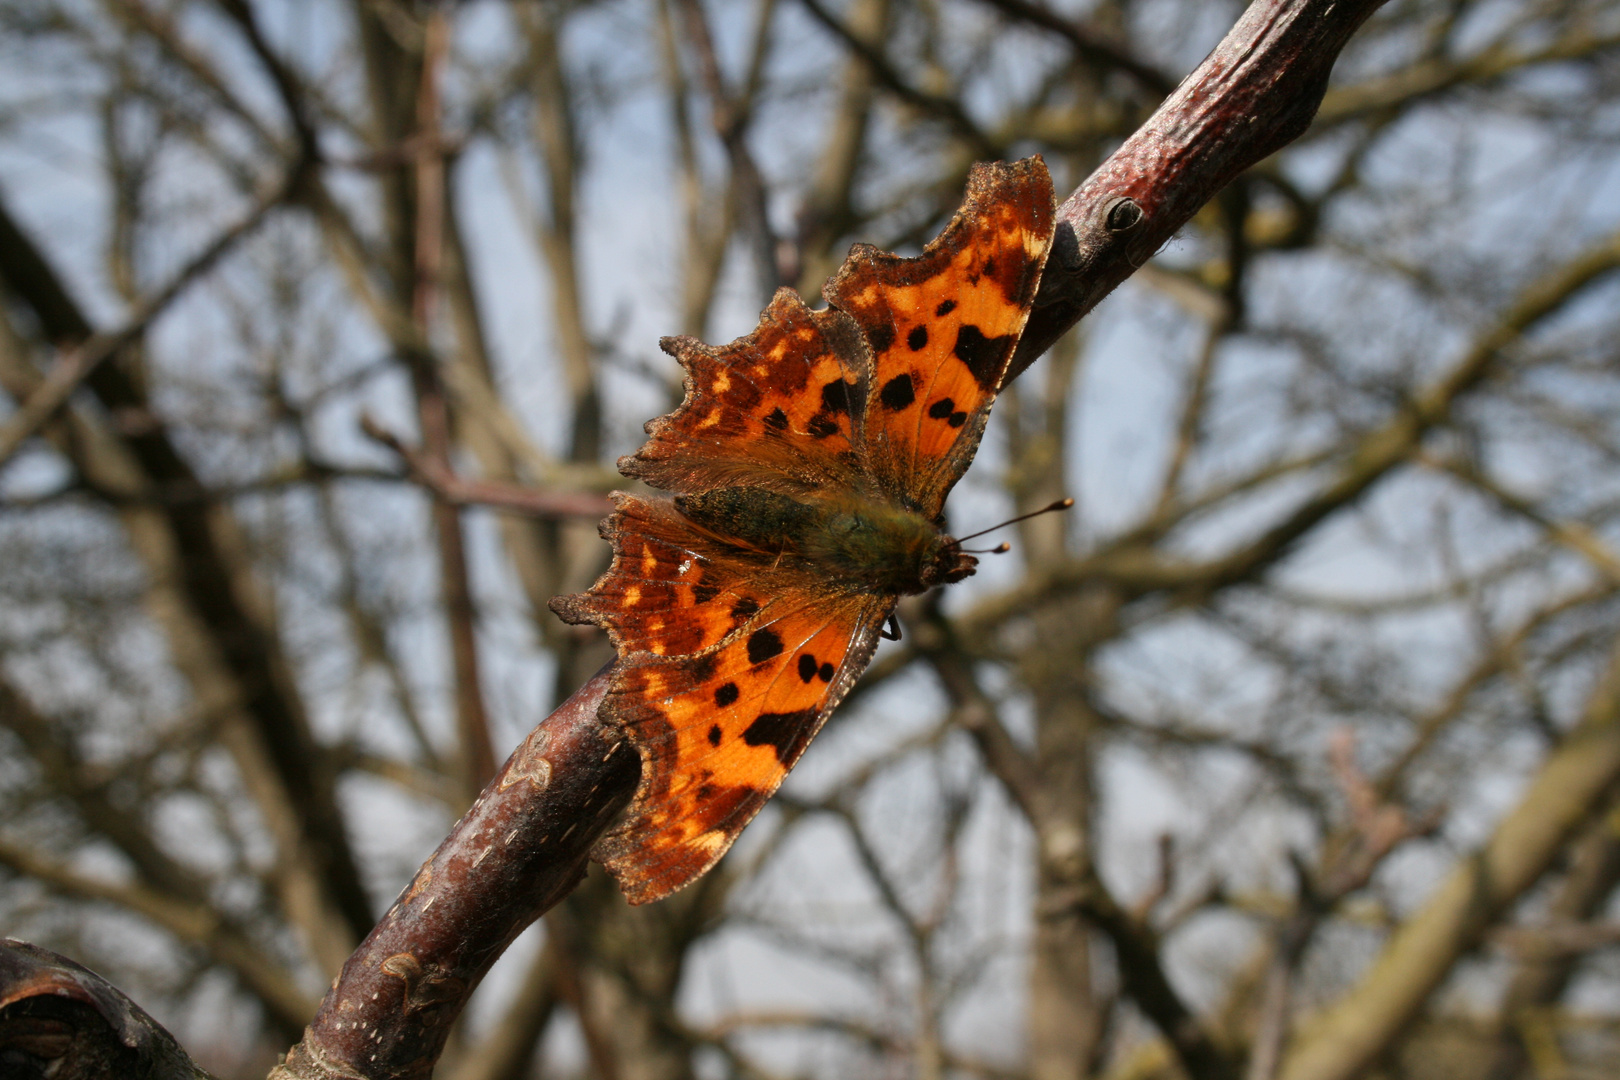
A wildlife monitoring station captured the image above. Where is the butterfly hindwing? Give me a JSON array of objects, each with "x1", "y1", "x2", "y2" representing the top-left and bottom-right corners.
[
  {"x1": 551, "y1": 494, "x2": 762, "y2": 658},
  {"x1": 826, "y1": 159, "x2": 1055, "y2": 517},
  {"x1": 552, "y1": 494, "x2": 890, "y2": 904}
]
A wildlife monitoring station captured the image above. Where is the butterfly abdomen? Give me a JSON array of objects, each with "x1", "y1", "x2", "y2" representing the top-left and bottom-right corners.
[{"x1": 673, "y1": 488, "x2": 819, "y2": 554}]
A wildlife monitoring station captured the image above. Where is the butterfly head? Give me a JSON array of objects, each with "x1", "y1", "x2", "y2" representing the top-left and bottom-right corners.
[{"x1": 920, "y1": 539, "x2": 979, "y2": 590}]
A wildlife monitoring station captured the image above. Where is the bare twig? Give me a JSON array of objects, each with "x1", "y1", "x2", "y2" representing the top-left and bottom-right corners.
[
  {"x1": 1423, "y1": 451, "x2": 1620, "y2": 584},
  {"x1": 361, "y1": 415, "x2": 613, "y2": 520},
  {"x1": 0, "y1": 839, "x2": 316, "y2": 1034},
  {"x1": 968, "y1": 0, "x2": 1173, "y2": 94},
  {"x1": 1013, "y1": 0, "x2": 1393, "y2": 378},
  {"x1": 1247, "y1": 730, "x2": 1436, "y2": 1080},
  {"x1": 796, "y1": 0, "x2": 998, "y2": 155},
  {"x1": 0, "y1": 171, "x2": 295, "y2": 468},
  {"x1": 675, "y1": 0, "x2": 786, "y2": 300},
  {"x1": 411, "y1": 11, "x2": 496, "y2": 792},
  {"x1": 1277, "y1": 637, "x2": 1620, "y2": 1080}
]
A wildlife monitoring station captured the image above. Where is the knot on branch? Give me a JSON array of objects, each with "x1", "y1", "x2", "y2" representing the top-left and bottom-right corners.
[
  {"x1": 1036, "y1": 191, "x2": 1150, "y2": 315},
  {"x1": 1103, "y1": 196, "x2": 1145, "y2": 235}
]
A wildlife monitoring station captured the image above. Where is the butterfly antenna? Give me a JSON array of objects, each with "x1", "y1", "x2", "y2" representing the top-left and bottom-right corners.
[{"x1": 954, "y1": 498, "x2": 1074, "y2": 545}]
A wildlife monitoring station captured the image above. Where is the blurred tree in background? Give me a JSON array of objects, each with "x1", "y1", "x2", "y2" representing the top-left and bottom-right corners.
[{"x1": 3, "y1": 1, "x2": 1620, "y2": 1078}]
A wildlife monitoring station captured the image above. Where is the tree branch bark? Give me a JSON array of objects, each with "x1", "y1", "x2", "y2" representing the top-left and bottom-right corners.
[
  {"x1": 270, "y1": 666, "x2": 636, "y2": 1080},
  {"x1": 1012, "y1": 0, "x2": 1390, "y2": 378}
]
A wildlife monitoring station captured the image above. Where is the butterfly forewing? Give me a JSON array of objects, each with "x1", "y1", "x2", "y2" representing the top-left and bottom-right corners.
[
  {"x1": 623, "y1": 290, "x2": 868, "y2": 499},
  {"x1": 826, "y1": 159, "x2": 1055, "y2": 517}
]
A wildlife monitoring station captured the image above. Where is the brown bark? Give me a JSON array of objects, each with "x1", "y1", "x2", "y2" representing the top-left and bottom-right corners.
[
  {"x1": 271, "y1": 666, "x2": 636, "y2": 1080},
  {"x1": 1013, "y1": 0, "x2": 1391, "y2": 379},
  {"x1": 0, "y1": 939, "x2": 214, "y2": 1080},
  {"x1": 438, "y1": 942, "x2": 557, "y2": 1080},
  {"x1": 1485, "y1": 803, "x2": 1620, "y2": 1080}
]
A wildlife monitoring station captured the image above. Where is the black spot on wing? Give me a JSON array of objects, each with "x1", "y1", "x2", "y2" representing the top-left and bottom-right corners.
[
  {"x1": 947, "y1": 411, "x2": 968, "y2": 428},
  {"x1": 690, "y1": 782, "x2": 759, "y2": 823},
  {"x1": 707, "y1": 724, "x2": 723, "y2": 746},
  {"x1": 731, "y1": 597, "x2": 760, "y2": 622},
  {"x1": 866, "y1": 319, "x2": 896, "y2": 356},
  {"x1": 820, "y1": 379, "x2": 855, "y2": 416},
  {"x1": 743, "y1": 707, "x2": 818, "y2": 765},
  {"x1": 798, "y1": 654, "x2": 818, "y2": 682},
  {"x1": 907, "y1": 325, "x2": 928, "y2": 351},
  {"x1": 935, "y1": 299, "x2": 957, "y2": 317},
  {"x1": 691, "y1": 582, "x2": 720, "y2": 605},
  {"x1": 879, "y1": 374, "x2": 915, "y2": 411},
  {"x1": 818, "y1": 662, "x2": 835, "y2": 683},
  {"x1": 685, "y1": 653, "x2": 717, "y2": 684},
  {"x1": 807, "y1": 415, "x2": 840, "y2": 439},
  {"x1": 714, "y1": 683, "x2": 739, "y2": 707},
  {"x1": 953, "y1": 324, "x2": 1014, "y2": 390},
  {"x1": 928, "y1": 398, "x2": 955, "y2": 420},
  {"x1": 763, "y1": 407, "x2": 789, "y2": 431},
  {"x1": 747, "y1": 628, "x2": 784, "y2": 664}
]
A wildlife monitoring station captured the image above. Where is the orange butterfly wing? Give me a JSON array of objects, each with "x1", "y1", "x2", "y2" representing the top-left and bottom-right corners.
[
  {"x1": 622, "y1": 290, "x2": 868, "y2": 499},
  {"x1": 827, "y1": 158, "x2": 1054, "y2": 517},
  {"x1": 552, "y1": 495, "x2": 887, "y2": 904}
]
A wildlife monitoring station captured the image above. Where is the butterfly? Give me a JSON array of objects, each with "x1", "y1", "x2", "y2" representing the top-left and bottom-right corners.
[{"x1": 551, "y1": 157, "x2": 1055, "y2": 903}]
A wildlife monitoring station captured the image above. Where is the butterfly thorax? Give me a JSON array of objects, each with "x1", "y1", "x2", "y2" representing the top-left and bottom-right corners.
[{"x1": 674, "y1": 487, "x2": 977, "y2": 596}]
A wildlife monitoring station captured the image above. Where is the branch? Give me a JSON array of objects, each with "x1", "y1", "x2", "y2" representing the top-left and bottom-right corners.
[
  {"x1": 270, "y1": 665, "x2": 636, "y2": 1080},
  {"x1": 968, "y1": 0, "x2": 1174, "y2": 95},
  {"x1": 0, "y1": 838, "x2": 316, "y2": 1034},
  {"x1": 1011, "y1": 0, "x2": 1391, "y2": 380},
  {"x1": 1423, "y1": 452, "x2": 1620, "y2": 585},
  {"x1": 1491, "y1": 920, "x2": 1620, "y2": 960},
  {"x1": 1316, "y1": 26, "x2": 1620, "y2": 127},
  {"x1": 1276, "y1": 635, "x2": 1620, "y2": 1080},
  {"x1": 911, "y1": 609, "x2": 1040, "y2": 821},
  {"x1": 675, "y1": 0, "x2": 786, "y2": 298},
  {"x1": 1053, "y1": 875, "x2": 1239, "y2": 1080},
  {"x1": 0, "y1": 939, "x2": 213, "y2": 1080},
  {"x1": 0, "y1": 187, "x2": 379, "y2": 946},
  {"x1": 796, "y1": 0, "x2": 998, "y2": 156},
  {"x1": 956, "y1": 218, "x2": 1620, "y2": 642},
  {"x1": 361, "y1": 416, "x2": 613, "y2": 520}
]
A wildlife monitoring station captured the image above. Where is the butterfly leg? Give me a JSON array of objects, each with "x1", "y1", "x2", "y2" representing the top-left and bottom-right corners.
[{"x1": 881, "y1": 613, "x2": 902, "y2": 641}]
